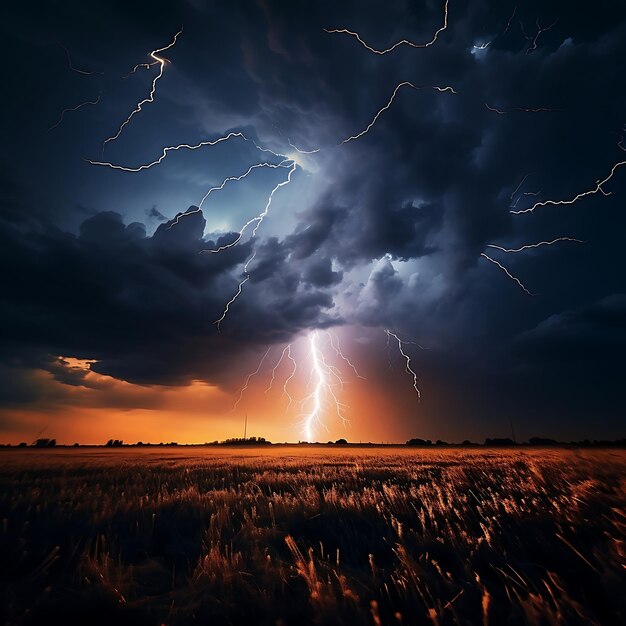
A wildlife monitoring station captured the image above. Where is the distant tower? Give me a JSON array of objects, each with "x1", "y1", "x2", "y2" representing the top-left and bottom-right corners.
[{"x1": 244, "y1": 412, "x2": 248, "y2": 440}]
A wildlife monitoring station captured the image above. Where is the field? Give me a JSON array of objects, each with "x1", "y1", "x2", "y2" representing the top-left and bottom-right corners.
[{"x1": 0, "y1": 447, "x2": 624, "y2": 625}]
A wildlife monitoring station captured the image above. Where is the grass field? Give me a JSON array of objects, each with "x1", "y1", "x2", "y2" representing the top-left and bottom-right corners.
[{"x1": 0, "y1": 447, "x2": 624, "y2": 625}]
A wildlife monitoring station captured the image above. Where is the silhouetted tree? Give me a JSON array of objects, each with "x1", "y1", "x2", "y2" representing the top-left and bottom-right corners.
[{"x1": 33, "y1": 438, "x2": 56, "y2": 448}]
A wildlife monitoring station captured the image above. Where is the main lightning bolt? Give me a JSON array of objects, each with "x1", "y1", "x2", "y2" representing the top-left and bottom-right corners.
[
  {"x1": 49, "y1": 94, "x2": 101, "y2": 131},
  {"x1": 480, "y1": 252, "x2": 533, "y2": 295},
  {"x1": 301, "y1": 331, "x2": 350, "y2": 441},
  {"x1": 511, "y1": 159, "x2": 626, "y2": 215},
  {"x1": 324, "y1": 0, "x2": 449, "y2": 55},
  {"x1": 385, "y1": 330, "x2": 420, "y2": 401},
  {"x1": 102, "y1": 29, "x2": 182, "y2": 149}
]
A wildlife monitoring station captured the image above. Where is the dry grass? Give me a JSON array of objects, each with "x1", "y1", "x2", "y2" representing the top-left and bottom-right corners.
[{"x1": 0, "y1": 447, "x2": 624, "y2": 625}]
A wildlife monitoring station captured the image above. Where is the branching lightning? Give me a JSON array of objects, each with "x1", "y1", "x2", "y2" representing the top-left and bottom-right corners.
[
  {"x1": 202, "y1": 161, "x2": 297, "y2": 253},
  {"x1": 86, "y1": 131, "x2": 247, "y2": 171},
  {"x1": 511, "y1": 159, "x2": 626, "y2": 215},
  {"x1": 525, "y1": 18, "x2": 558, "y2": 55},
  {"x1": 232, "y1": 331, "x2": 367, "y2": 440},
  {"x1": 480, "y1": 253, "x2": 534, "y2": 295},
  {"x1": 49, "y1": 94, "x2": 101, "y2": 131},
  {"x1": 385, "y1": 330, "x2": 420, "y2": 401},
  {"x1": 328, "y1": 330, "x2": 366, "y2": 379},
  {"x1": 168, "y1": 160, "x2": 293, "y2": 228},
  {"x1": 102, "y1": 29, "x2": 182, "y2": 149},
  {"x1": 324, "y1": 0, "x2": 449, "y2": 55}
]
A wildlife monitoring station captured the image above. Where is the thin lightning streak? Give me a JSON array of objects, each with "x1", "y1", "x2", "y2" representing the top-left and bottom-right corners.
[
  {"x1": 213, "y1": 252, "x2": 256, "y2": 332},
  {"x1": 385, "y1": 330, "x2": 420, "y2": 400},
  {"x1": 485, "y1": 103, "x2": 507, "y2": 115},
  {"x1": 123, "y1": 61, "x2": 159, "y2": 79},
  {"x1": 60, "y1": 44, "x2": 102, "y2": 75},
  {"x1": 86, "y1": 132, "x2": 247, "y2": 171},
  {"x1": 203, "y1": 161, "x2": 297, "y2": 253},
  {"x1": 48, "y1": 94, "x2": 101, "y2": 131},
  {"x1": 231, "y1": 346, "x2": 272, "y2": 412},
  {"x1": 502, "y1": 7, "x2": 517, "y2": 36},
  {"x1": 324, "y1": 0, "x2": 449, "y2": 55},
  {"x1": 102, "y1": 29, "x2": 182, "y2": 149},
  {"x1": 328, "y1": 331, "x2": 366, "y2": 379},
  {"x1": 510, "y1": 174, "x2": 530, "y2": 200},
  {"x1": 167, "y1": 160, "x2": 292, "y2": 228},
  {"x1": 511, "y1": 160, "x2": 626, "y2": 214},
  {"x1": 282, "y1": 345, "x2": 298, "y2": 411},
  {"x1": 480, "y1": 253, "x2": 533, "y2": 295},
  {"x1": 341, "y1": 82, "x2": 455, "y2": 145},
  {"x1": 288, "y1": 139, "x2": 320, "y2": 155},
  {"x1": 487, "y1": 237, "x2": 583, "y2": 253},
  {"x1": 265, "y1": 345, "x2": 291, "y2": 396},
  {"x1": 526, "y1": 18, "x2": 557, "y2": 55},
  {"x1": 485, "y1": 104, "x2": 557, "y2": 114}
]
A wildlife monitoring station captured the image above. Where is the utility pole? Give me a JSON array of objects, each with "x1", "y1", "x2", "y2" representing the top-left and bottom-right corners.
[
  {"x1": 509, "y1": 417, "x2": 517, "y2": 444},
  {"x1": 244, "y1": 412, "x2": 248, "y2": 440}
]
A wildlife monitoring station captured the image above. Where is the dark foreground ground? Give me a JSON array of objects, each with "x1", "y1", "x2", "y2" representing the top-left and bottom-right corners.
[{"x1": 0, "y1": 447, "x2": 624, "y2": 625}]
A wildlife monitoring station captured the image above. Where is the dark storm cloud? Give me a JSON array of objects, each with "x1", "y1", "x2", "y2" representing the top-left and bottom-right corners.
[
  {"x1": 0, "y1": 202, "x2": 338, "y2": 394},
  {"x1": 1, "y1": 0, "x2": 626, "y2": 433}
]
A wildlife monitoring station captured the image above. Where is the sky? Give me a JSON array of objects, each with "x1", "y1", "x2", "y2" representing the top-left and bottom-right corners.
[{"x1": 1, "y1": 0, "x2": 625, "y2": 445}]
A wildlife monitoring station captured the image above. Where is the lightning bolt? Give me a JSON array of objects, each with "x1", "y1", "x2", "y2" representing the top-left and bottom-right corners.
[
  {"x1": 288, "y1": 139, "x2": 321, "y2": 155},
  {"x1": 123, "y1": 61, "x2": 159, "y2": 79},
  {"x1": 265, "y1": 345, "x2": 293, "y2": 396},
  {"x1": 102, "y1": 29, "x2": 182, "y2": 149},
  {"x1": 214, "y1": 251, "x2": 257, "y2": 332},
  {"x1": 385, "y1": 330, "x2": 420, "y2": 401},
  {"x1": 49, "y1": 94, "x2": 101, "y2": 131},
  {"x1": 324, "y1": 0, "x2": 449, "y2": 55},
  {"x1": 301, "y1": 330, "x2": 350, "y2": 441},
  {"x1": 341, "y1": 81, "x2": 456, "y2": 145},
  {"x1": 86, "y1": 132, "x2": 285, "y2": 173},
  {"x1": 485, "y1": 104, "x2": 557, "y2": 115},
  {"x1": 202, "y1": 161, "x2": 297, "y2": 253},
  {"x1": 328, "y1": 330, "x2": 366, "y2": 379},
  {"x1": 86, "y1": 131, "x2": 248, "y2": 171},
  {"x1": 502, "y1": 6, "x2": 518, "y2": 37},
  {"x1": 526, "y1": 18, "x2": 558, "y2": 55},
  {"x1": 485, "y1": 103, "x2": 507, "y2": 115},
  {"x1": 232, "y1": 346, "x2": 272, "y2": 412},
  {"x1": 60, "y1": 44, "x2": 102, "y2": 75},
  {"x1": 487, "y1": 237, "x2": 583, "y2": 254},
  {"x1": 480, "y1": 252, "x2": 534, "y2": 295},
  {"x1": 167, "y1": 160, "x2": 293, "y2": 229},
  {"x1": 511, "y1": 159, "x2": 626, "y2": 215},
  {"x1": 281, "y1": 345, "x2": 298, "y2": 412}
]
